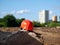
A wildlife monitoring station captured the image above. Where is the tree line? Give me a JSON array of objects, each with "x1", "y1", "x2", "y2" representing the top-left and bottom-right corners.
[
  {"x1": 0, "y1": 14, "x2": 60, "y2": 27},
  {"x1": 0, "y1": 14, "x2": 25, "y2": 27}
]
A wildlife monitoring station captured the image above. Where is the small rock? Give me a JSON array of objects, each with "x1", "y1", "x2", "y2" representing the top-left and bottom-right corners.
[{"x1": 28, "y1": 32, "x2": 36, "y2": 37}]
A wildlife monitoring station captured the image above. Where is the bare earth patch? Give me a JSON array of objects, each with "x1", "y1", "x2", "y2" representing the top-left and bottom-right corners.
[
  {"x1": 34, "y1": 27, "x2": 60, "y2": 45},
  {"x1": 0, "y1": 27, "x2": 60, "y2": 45}
]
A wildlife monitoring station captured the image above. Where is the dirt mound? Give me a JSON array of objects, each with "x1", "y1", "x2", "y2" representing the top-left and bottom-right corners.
[{"x1": 0, "y1": 31, "x2": 43, "y2": 45}]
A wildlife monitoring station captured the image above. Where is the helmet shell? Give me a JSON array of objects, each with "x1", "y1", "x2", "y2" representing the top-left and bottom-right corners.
[{"x1": 20, "y1": 20, "x2": 33, "y2": 31}]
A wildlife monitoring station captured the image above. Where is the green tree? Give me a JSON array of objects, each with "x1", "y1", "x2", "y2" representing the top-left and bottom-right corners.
[
  {"x1": 16, "y1": 18, "x2": 25, "y2": 27},
  {"x1": 3, "y1": 14, "x2": 17, "y2": 27},
  {"x1": 0, "y1": 18, "x2": 5, "y2": 27},
  {"x1": 33, "y1": 21, "x2": 40, "y2": 27},
  {"x1": 0, "y1": 23, "x2": 5, "y2": 27},
  {"x1": 48, "y1": 22, "x2": 57, "y2": 27},
  {"x1": 0, "y1": 18, "x2": 4, "y2": 22},
  {"x1": 56, "y1": 22, "x2": 60, "y2": 26},
  {"x1": 40, "y1": 23, "x2": 45, "y2": 27},
  {"x1": 20, "y1": 18, "x2": 25, "y2": 21}
]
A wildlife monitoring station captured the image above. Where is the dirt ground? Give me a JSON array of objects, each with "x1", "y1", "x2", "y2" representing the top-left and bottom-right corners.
[
  {"x1": 34, "y1": 27, "x2": 60, "y2": 45},
  {"x1": 0, "y1": 27, "x2": 60, "y2": 45}
]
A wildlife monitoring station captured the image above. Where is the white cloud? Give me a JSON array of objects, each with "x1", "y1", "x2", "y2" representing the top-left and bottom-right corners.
[
  {"x1": 49, "y1": 10, "x2": 53, "y2": 14},
  {"x1": 16, "y1": 9, "x2": 30, "y2": 14},
  {"x1": 1, "y1": 9, "x2": 30, "y2": 15}
]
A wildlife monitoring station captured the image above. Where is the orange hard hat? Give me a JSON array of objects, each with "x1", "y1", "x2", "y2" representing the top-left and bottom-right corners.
[{"x1": 20, "y1": 20, "x2": 33, "y2": 31}]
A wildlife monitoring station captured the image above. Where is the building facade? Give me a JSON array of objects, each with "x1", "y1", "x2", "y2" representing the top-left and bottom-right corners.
[
  {"x1": 59, "y1": 16, "x2": 60, "y2": 22},
  {"x1": 39, "y1": 10, "x2": 49, "y2": 23},
  {"x1": 52, "y1": 16, "x2": 57, "y2": 22}
]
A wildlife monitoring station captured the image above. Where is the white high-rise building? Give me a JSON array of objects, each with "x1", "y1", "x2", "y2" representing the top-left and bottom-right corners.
[{"x1": 39, "y1": 10, "x2": 49, "y2": 23}]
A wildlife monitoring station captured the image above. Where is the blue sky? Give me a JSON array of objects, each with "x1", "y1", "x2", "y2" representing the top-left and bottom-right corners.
[{"x1": 0, "y1": 0, "x2": 60, "y2": 21}]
